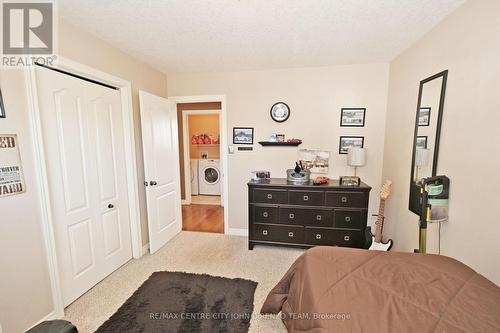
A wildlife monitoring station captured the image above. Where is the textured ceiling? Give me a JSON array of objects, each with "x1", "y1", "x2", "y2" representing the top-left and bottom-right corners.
[{"x1": 59, "y1": 0, "x2": 465, "y2": 73}]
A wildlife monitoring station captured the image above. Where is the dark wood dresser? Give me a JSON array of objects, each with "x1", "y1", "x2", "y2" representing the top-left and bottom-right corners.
[{"x1": 248, "y1": 178, "x2": 371, "y2": 250}]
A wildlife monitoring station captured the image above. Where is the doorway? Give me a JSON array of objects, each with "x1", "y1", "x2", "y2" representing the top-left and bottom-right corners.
[{"x1": 177, "y1": 103, "x2": 225, "y2": 233}]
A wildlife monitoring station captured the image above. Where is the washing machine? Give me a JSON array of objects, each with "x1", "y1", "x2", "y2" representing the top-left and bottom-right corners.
[
  {"x1": 198, "y1": 159, "x2": 221, "y2": 195},
  {"x1": 190, "y1": 159, "x2": 199, "y2": 195}
]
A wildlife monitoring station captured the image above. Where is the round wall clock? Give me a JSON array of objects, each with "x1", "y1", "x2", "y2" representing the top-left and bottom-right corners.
[{"x1": 270, "y1": 102, "x2": 290, "y2": 122}]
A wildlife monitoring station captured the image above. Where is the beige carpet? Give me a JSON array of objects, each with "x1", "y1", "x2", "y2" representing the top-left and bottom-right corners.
[{"x1": 64, "y1": 231, "x2": 304, "y2": 333}]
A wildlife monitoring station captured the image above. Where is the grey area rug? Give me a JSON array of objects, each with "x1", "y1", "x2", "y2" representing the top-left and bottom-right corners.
[{"x1": 95, "y1": 271, "x2": 258, "y2": 333}]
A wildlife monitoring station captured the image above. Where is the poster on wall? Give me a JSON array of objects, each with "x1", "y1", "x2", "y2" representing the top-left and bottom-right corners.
[
  {"x1": 0, "y1": 135, "x2": 25, "y2": 197},
  {"x1": 299, "y1": 149, "x2": 330, "y2": 174}
]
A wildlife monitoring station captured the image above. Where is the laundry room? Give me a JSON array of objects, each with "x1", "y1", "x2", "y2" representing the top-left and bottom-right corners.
[{"x1": 178, "y1": 104, "x2": 224, "y2": 233}]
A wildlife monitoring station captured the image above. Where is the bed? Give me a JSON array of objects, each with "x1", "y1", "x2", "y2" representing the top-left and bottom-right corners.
[{"x1": 261, "y1": 246, "x2": 500, "y2": 332}]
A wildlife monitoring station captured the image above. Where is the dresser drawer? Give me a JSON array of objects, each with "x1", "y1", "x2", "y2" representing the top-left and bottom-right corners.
[
  {"x1": 334, "y1": 229, "x2": 363, "y2": 247},
  {"x1": 253, "y1": 206, "x2": 278, "y2": 223},
  {"x1": 288, "y1": 190, "x2": 324, "y2": 206},
  {"x1": 325, "y1": 191, "x2": 367, "y2": 208},
  {"x1": 279, "y1": 207, "x2": 333, "y2": 227},
  {"x1": 334, "y1": 210, "x2": 363, "y2": 229},
  {"x1": 304, "y1": 228, "x2": 336, "y2": 246},
  {"x1": 253, "y1": 189, "x2": 288, "y2": 204},
  {"x1": 253, "y1": 224, "x2": 304, "y2": 243}
]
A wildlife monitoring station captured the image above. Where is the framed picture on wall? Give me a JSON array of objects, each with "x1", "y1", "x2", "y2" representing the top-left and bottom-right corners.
[
  {"x1": 0, "y1": 89, "x2": 5, "y2": 118},
  {"x1": 418, "y1": 107, "x2": 431, "y2": 126},
  {"x1": 340, "y1": 108, "x2": 366, "y2": 127},
  {"x1": 339, "y1": 136, "x2": 364, "y2": 154},
  {"x1": 416, "y1": 136, "x2": 428, "y2": 149},
  {"x1": 233, "y1": 127, "x2": 254, "y2": 144}
]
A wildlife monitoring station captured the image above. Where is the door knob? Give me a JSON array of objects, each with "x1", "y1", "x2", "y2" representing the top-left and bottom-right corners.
[
  {"x1": 150, "y1": 181, "x2": 158, "y2": 186},
  {"x1": 108, "y1": 204, "x2": 114, "y2": 209}
]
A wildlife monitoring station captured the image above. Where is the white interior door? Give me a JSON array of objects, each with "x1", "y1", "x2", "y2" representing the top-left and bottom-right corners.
[
  {"x1": 35, "y1": 66, "x2": 132, "y2": 306},
  {"x1": 139, "y1": 91, "x2": 182, "y2": 254}
]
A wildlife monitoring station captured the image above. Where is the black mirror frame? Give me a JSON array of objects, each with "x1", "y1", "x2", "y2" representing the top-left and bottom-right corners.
[{"x1": 409, "y1": 70, "x2": 448, "y2": 215}]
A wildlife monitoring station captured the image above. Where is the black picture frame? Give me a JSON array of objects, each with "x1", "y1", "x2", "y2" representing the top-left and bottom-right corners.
[
  {"x1": 339, "y1": 136, "x2": 364, "y2": 154},
  {"x1": 0, "y1": 88, "x2": 5, "y2": 118},
  {"x1": 340, "y1": 107, "x2": 366, "y2": 127},
  {"x1": 270, "y1": 102, "x2": 290, "y2": 123},
  {"x1": 418, "y1": 107, "x2": 431, "y2": 126},
  {"x1": 233, "y1": 127, "x2": 254, "y2": 145},
  {"x1": 416, "y1": 136, "x2": 428, "y2": 149}
]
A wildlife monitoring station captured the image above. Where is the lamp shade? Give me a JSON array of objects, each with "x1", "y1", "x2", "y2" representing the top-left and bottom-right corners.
[
  {"x1": 347, "y1": 147, "x2": 366, "y2": 167},
  {"x1": 415, "y1": 148, "x2": 430, "y2": 167}
]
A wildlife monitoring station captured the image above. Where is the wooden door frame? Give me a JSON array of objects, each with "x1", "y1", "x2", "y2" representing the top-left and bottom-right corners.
[
  {"x1": 181, "y1": 109, "x2": 221, "y2": 205},
  {"x1": 169, "y1": 95, "x2": 229, "y2": 234},
  {"x1": 25, "y1": 57, "x2": 142, "y2": 319}
]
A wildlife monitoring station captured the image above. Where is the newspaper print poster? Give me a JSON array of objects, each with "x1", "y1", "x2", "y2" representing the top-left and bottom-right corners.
[{"x1": 0, "y1": 134, "x2": 26, "y2": 197}]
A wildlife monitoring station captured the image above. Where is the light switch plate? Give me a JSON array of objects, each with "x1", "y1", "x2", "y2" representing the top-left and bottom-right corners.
[{"x1": 228, "y1": 145, "x2": 235, "y2": 154}]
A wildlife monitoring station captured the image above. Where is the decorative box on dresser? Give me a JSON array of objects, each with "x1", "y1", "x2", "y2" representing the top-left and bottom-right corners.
[{"x1": 248, "y1": 178, "x2": 371, "y2": 250}]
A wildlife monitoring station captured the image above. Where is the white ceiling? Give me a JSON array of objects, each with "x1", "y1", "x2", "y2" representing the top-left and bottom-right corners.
[{"x1": 59, "y1": 0, "x2": 465, "y2": 74}]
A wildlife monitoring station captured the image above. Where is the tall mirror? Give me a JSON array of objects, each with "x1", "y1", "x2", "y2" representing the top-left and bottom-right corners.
[{"x1": 409, "y1": 70, "x2": 448, "y2": 214}]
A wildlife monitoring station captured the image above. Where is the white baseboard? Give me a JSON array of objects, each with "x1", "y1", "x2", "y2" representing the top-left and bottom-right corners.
[
  {"x1": 141, "y1": 243, "x2": 150, "y2": 256},
  {"x1": 181, "y1": 199, "x2": 190, "y2": 205},
  {"x1": 25, "y1": 310, "x2": 60, "y2": 332},
  {"x1": 227, "y1": 228, "x2": 248, "y2": 237}
]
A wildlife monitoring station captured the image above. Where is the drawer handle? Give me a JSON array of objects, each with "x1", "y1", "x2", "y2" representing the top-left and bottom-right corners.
[
  {"x1": 263, "y1": 212, "x2": 269, "y2": 218},
  {"x1": 316, "y1": 234, "x2": 322, "y2": 240},
  {"x1": 289, "y1": 213, "x2": 295, "y2": 219},
  {"x1": 263, "y1": 230, "x2": 268, "y2": 236},
  {"x1": 303, "y1": 195, "x2": 309, "y2": 201},
  {"x1": 316, "y1": 215, "x2": 322, "y2": 221},
  {"x1": 344, "y1": 235, "x2": 350, "y2": 241},
  {"x1": 267, "y1": 193, "x2": 273, "y2": 199},
  {"x1": 288, "y1": 232, "x2": 294, "y2": 238},
  {"x1": 341, "y1": 197, "x2": 348, "y2": 203},
  {"x1": 345, "y1": 216, "x2": 351, "y2": 222}
]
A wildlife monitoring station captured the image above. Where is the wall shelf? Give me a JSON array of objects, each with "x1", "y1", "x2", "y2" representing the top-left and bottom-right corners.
[{"x1": 258, "y1": 141, "x2": 302, "y2": 147}]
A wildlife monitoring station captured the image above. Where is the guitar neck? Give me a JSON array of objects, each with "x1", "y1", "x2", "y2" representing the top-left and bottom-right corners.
[{"x1": 375, "y1": 198, "x2": 386, "y2": 243}]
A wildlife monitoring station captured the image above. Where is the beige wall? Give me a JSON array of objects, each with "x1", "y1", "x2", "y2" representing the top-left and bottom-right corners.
[
  {"x1": 382, "y1": 0, "x2": 500, "y2": 285},
  {"x1": 168, "y1": 63, "x2": 390, "y2": 230},
  {"x1": 0, "y1": 70, "x2": 55, "y2": 333},
  {"x1": 0, "y1": 19, "x2": 167, "y2": 333},
  {"x1": 188, "y1": 114, "x2": 220, "y2": 160}
]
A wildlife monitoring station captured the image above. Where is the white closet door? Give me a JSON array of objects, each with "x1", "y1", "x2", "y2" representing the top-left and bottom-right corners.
[
  {"x1": 36, "y1": 66, "x2": 132, "y2": 306},
  {"x1": 139, "y1": 91, "x2": 182, "y2": 254},
  {"x1": 86, "y1": 82, "x2": 132, "y2": 278}
]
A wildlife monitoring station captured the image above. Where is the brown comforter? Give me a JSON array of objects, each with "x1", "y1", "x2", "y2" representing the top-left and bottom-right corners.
[{"x1": 261, "y1": 246, "x2": 500, "y2": 332}]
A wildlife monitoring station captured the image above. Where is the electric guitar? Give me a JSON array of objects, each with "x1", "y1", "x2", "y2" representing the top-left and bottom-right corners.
[{"x1": 363, "y1": 180, "x2": 393, "y2": 251}]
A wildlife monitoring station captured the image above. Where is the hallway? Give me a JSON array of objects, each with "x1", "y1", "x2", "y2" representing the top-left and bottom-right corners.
[{"x1": 182, "y1": 204, "x2": 224, "y2": 233}]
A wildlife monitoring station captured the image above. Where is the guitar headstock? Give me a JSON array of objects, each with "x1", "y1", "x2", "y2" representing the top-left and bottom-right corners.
[{"x1": 380, "y1": 180, "x2": 392, "y2": 199}]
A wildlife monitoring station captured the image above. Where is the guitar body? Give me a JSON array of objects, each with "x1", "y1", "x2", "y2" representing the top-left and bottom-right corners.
[{"x1": 363, "y1": 226, "x2": 393, "y2": 251}]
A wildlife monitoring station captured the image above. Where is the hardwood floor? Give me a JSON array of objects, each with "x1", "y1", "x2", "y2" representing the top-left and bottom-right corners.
[{"x1": 182, "y1": 204, "x2": 224, "y2": 233}]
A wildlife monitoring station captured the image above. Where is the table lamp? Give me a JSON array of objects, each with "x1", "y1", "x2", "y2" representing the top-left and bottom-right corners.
[
  {"x1": 415, "y1": 148, "x2": 430, "y2": 181},
  {"x1": 340, "y1": 147, "x2": 366, "y2": 186}
]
